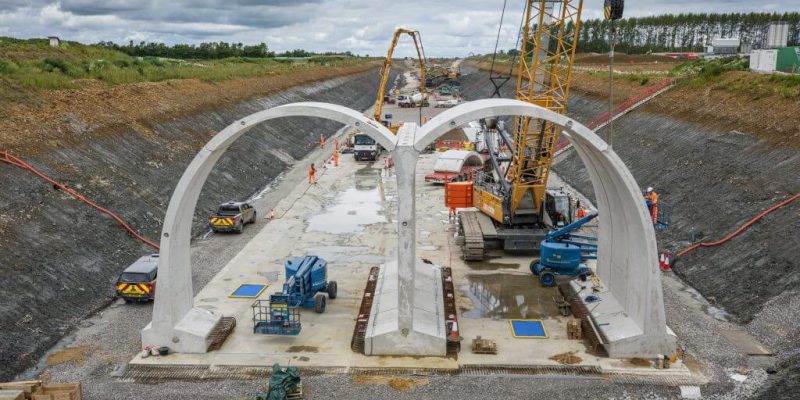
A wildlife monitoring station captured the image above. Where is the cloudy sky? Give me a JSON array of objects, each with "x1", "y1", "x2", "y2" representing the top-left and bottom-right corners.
[{"x1": 0, "y1": 1, "x2": 795, "y2": 56}]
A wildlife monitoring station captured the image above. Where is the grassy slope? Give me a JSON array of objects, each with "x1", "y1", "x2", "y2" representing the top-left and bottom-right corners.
[
  {"x1": 469, "y1": 55, "x2": 800, "y2": 148},
  {"x1": 0, "y1": 37, "x2": 371, "y2": 102}
]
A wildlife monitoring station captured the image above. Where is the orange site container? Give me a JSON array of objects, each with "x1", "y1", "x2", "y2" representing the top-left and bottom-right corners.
[{"x1": 445, "y1": 182, "x2": 474, "y2": 209}]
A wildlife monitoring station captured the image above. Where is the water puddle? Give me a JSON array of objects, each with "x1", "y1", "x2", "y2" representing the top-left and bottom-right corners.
[
  {"x1": 354, "y1": 167, "x2": 382, "y2": 191},
  {"x1": 461, "y1": 273, "x2": 560, "y2": 319},
  {"x1": 307, "y1": 187, "x2": 386, "y2": 234}
]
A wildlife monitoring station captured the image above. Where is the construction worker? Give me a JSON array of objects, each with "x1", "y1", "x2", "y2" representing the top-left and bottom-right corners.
[
  {"x1": 576, "y1": 207, "x2": 587, "y2": 219},
  {"x1": 332, "y1": 149, "x2": 339, "y2": 167},
  {"x1": 319, "y1": 134, "x2": 325, "y2": 149},
  {"x1": 645, "y1": 187, "x2": 659, "y2": 224},
  {"x1": 270, "y1": 209, "x2": 275, "y2": 220},
  {"x1": 308, "y1": 163, "x2": 317, "y2": 185},
  {"x1": 334, "y1": 137, "x2": 339, "y2": 152}
]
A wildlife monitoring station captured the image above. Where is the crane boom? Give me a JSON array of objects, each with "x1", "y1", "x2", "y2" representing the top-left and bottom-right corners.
[
  {"x1": 510, "y1": 0, "x2": 583, "y2": 216},
  {"x1": 374, "y1": 28, "x2": 426, "y2": 131}
]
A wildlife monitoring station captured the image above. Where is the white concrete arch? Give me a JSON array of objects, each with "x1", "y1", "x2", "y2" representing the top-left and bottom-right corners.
[
  {"x1": 415, "y1": 99, "x2": 674, "y2": 357},
  {"x1": 142, "y1": 102, "x2": 395, "y2": 353}
]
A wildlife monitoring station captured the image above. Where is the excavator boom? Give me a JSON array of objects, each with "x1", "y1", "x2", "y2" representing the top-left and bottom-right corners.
[{"x1": 374, "y1": 28, "x2": 426, "y2": 131}]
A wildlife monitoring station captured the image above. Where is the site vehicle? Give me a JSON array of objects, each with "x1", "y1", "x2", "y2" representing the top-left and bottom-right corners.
[
  {"x1": 374, "y1": 28, "x2": 426, "y2": 133},
  {"x1": 530, "y1": 213, "x2": 598, "y2": 286},
  {"x1": 353, "y1": 132, "x2": 382, "y2": 161},
  {"x1": 396, "y1": 95, "x2": 414, "y2": 108},
  {"x1": 208, "y1": 201, "x2": 256, "y2": 233},
  {"x1": 425, "y1": 150, "x2": 485, "y2": 184},
  {"x1": 252, "y1": 256, "x2": 337, "y2": 336},
  {"x1": 457, "y1": 0, "x2": 623, "y2": 260},
  {"x1": 116, "y1": 254, "x2": 159, "y2": 302}
]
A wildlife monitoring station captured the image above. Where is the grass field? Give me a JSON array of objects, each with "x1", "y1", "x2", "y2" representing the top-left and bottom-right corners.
[{"x1": 0, "y1": 37, "x2": 371, "y2": 100}]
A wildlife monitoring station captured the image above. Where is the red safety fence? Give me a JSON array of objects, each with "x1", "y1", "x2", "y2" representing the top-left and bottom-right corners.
[
  {"x1": 0, "y1": 150, "x2": 160, "y2": 250},
  {"x1": 556, "y1": 77, "x2": 674, "y2": 151}
]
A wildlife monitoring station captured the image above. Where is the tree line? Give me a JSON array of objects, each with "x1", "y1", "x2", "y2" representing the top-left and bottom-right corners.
[
  {"x1": 96, "y1": 41, "x2": 355, "y2": 59},
  {"x1": 569, "y1": 12, "x2": 800, "y2": 54}
]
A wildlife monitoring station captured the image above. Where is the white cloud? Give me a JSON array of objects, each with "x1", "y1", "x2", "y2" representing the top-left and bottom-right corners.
[{"x1": 1, "y1": 0, "x2": 796, "y2": 56}]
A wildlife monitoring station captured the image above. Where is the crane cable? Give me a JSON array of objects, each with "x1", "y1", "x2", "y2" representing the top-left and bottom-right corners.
[
  {"x1": 488, "y1": 0, "x2": 525, "y2": 97},
  {"x1": 676, "y1": 192, "x2": 800, "y2": 258},
  {"x1": 0, "y1": 150, "x2": 160, "y2": 250}
]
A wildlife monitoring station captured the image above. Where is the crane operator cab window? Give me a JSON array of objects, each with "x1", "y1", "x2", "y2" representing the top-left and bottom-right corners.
[{"x1": 545, "y1": 189, "x2": 573, "y2": 227}]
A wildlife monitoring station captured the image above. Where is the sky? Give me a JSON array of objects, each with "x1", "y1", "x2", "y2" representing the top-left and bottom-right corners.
[{"x1": 0, "y1": 0, "x2": 796, "y2": 57}]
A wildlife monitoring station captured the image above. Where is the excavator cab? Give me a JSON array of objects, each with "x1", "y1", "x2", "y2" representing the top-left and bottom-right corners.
[{"x1": 544, "y1": 189, "x2": 573, "y2": 228}]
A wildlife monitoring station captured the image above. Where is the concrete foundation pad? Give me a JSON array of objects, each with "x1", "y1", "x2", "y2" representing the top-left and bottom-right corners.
[
  {"x1": 364, "y1": 260, "x2": 447, "y2": 356},
  {"x1": 569, "y1": 278, "x2": 676, "y2": 358},
  {"x1": 141, "y1": 307, "x2": 222, "y2": 353}
]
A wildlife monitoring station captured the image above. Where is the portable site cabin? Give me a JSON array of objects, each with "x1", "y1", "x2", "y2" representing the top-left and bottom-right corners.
[{"x1": 750, "y1": 47, "x2": 800, "y2": 73}]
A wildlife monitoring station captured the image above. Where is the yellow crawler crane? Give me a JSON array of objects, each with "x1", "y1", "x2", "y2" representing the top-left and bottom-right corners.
[
  {"x1": 373, "y1": 28, "x2": 426, "y2": 133},
  {"x1": 462, "y1": 0, "x2": 586, "y2": 259}
]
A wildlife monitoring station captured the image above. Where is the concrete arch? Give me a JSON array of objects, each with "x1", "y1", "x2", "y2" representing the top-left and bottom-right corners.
[
  {"x1": 142, "y1": 102, "x2": 395, "y2": 353},
  {"x1": 415, "y1": 99, "x2": 673, "y2": 356}
]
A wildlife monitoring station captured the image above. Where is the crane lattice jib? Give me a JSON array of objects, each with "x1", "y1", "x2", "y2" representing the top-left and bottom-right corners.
[
  {"x1": 511, "y1": 0, "x2": 583, "y2": 214},
  {"x1": 374, "y1": 28, "x2": 426, "y2": 128}
]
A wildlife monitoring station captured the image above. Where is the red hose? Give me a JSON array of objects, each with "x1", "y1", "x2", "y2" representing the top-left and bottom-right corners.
[
  {"x1": 676, "y1": 192, "x2": 800, "y2": 258},
  {"x1": 1, "y1": 151, "x2": 160, "y2": 250}
]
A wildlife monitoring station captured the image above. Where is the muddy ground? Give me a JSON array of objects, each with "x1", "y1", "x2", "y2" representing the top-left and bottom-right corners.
[{"x1": 0, "y1": 67, "x2": 391, "y2": 380}]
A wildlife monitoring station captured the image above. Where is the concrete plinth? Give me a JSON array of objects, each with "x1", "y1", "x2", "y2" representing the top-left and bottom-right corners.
[
  {"x1": 364, "y1": 260, "x2": 447, "y2": 356},
  {"x1": 141, "y1": 307, "x2": 221, "y2": 353}
]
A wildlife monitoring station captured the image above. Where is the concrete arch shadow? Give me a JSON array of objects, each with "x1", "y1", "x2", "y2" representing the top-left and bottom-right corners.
[{"x1": 142, "y1": 102, "x2": 395, "y2": 352}]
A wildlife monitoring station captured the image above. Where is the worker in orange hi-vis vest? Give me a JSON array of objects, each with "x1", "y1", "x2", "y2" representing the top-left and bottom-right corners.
[
  {"x1": 320, "y1": 134, "x2": 325, "y2": 149},
  {"x1": 576, "y1": 207, "x2": 586, "y2": 219},
  {"x1": 645, "y1": 187, "x2": 659, "y2": 224},
  {"x1": 308, "y1": 163, "x2": 317, "y2": 184},
  {"x1": 334, "y1": 137, "x2": 339, "y2": 152},
  {"x1": 332, "y1": 149, "x2": 339, "y2": 167}
]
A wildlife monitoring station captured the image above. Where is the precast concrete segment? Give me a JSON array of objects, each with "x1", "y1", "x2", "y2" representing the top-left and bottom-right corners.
[
  {"x1": 364, "y1": 124, "x2": 447, "y2": 356},
  {"x1": 143, "y1": 102, "x2": 395, "y2": 353},
  {"x1": 414, "y1": 98, "x2": 674, "y2": 357}
]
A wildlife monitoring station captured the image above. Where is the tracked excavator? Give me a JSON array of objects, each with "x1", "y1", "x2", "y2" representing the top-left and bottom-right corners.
[{"x1": 457, "y1": 0, "x2": 624, "y2": 260}]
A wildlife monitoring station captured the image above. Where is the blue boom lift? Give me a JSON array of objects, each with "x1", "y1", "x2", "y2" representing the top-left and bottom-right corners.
[
  {"x1": 530, "y1": 213, "x2": 598, "y2": 286},
  {"x1": 252, "y1": 256, "x2": 337, "y2": 336}
]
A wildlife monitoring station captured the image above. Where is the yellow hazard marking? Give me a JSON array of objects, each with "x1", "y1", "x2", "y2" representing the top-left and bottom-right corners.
[{"x1": 210, "y1": 217, "x2": 235, "y2": 226}]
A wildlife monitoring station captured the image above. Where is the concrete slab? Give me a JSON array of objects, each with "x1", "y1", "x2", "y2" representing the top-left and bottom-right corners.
[{"x1": 134, "y1": 99, "x2": 690, "y2": 382}]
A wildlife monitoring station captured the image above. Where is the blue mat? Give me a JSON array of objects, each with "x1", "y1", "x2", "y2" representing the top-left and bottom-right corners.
[
  {"x1": 509, "y1": 319, "x2": 548, "y2": 338},
  {"x1": 229, "y1": 283, "x2": 268, "y2": 298}
]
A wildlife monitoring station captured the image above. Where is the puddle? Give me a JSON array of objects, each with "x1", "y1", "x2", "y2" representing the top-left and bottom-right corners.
[
  {"x1": 304, "y1": 245, "x2": 391, "y2": 264},
  {"x1": 354, "y1": 167, "x2": 382, "y2": 191},
  {"x1": 461, "y1": 273, "x2": 560, "y2": 319},
  {"x1": 307, "y1": 187, "x2": 386, "y2": 234}
]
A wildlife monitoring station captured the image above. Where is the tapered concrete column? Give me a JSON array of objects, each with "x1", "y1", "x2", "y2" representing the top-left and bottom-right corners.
[
  {"x1": 393, "y1": 125, "x2": 419, "y2": 335},
  {"x1": 364, "y1": 124, "x2": 447, "y2": 355}
]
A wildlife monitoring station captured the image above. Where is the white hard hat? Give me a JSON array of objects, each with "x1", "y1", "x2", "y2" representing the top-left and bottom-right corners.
[{"x1": 646, "y1": 187, "x2": 653, "y2": 192}]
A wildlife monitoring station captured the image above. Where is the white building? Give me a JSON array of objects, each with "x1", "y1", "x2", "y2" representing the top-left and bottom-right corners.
[{"x1": 48, "y1": 36, "x2": 60, "y2": 48}]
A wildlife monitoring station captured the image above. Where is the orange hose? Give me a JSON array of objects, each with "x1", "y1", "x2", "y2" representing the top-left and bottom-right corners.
[
  {"x1": 676, "y1": 192, "x2": 800, "y2": 258},
  {"x1": 1, "y1": 151, "x2": 160, "y2": 250}
]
